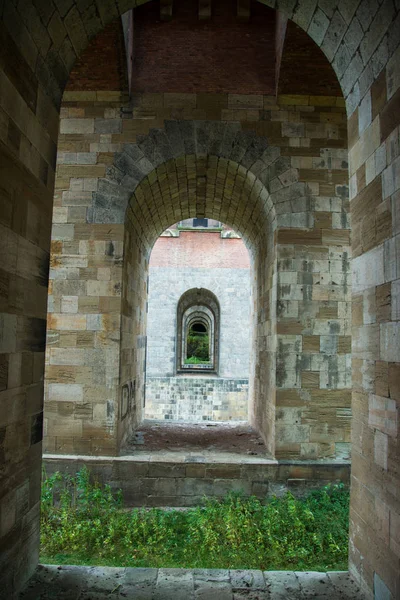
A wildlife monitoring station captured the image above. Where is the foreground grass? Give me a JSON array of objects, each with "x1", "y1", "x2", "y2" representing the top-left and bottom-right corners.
[{"x1": 41, "y1": 468, "x2": 349, "y2": 571}]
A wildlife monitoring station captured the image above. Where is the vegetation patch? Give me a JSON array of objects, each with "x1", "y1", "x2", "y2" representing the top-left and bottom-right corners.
[{"x1": 41, "y1": 468, "x2": 349, "y2": 571}]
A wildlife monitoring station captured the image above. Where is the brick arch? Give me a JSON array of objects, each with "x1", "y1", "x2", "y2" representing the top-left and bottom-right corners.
[
  {"x1": 119, "y1": 148, "x2": 277, "y2": 450},
  {"x1": 1, "y1": 1, "x2": 363, "y2": 109},
  {"x1": 94, "y1": 119, "x2": 290, "y2": 248},
  {"x1": 1, "y1": 1, "x2": 400, "y2": 598},
  {"x1": 176, "y1": 287, "x2": 221, "y2": 373}
]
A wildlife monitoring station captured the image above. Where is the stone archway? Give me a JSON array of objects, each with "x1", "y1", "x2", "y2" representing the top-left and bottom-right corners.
[{"x1": 1, "y1": 1, "x2": 399, "y2": 597}]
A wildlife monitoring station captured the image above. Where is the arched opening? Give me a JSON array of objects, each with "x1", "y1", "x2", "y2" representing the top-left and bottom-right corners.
[
  {"x1": 0, "y1": 1, "x2": 399, "y2": 597},
  {"x1": 185, "y1": 318, "x2": 211, "y2": 365},
  {"x1": 177, "y1": 289, "x2": 219, "y2": 374},
  {"x1": 142, "y1": 217, "x2": 254, "y2": 427}
]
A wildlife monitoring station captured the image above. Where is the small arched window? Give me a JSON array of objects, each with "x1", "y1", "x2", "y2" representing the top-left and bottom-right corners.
[{"x1": 176, "y1": 289, "x2": 220, "y2": 374}]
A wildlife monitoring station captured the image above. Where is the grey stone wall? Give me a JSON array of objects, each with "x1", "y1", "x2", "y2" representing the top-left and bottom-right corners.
[
  {"x1": 145, "y1": 245, "x2": 252, "y2": 421},
  {"x1": 145, "y1": 377, "x2": 249, "y2": 421},
  {"x1": 146, "y1": 266, "x2": 252, "y2": 379}
]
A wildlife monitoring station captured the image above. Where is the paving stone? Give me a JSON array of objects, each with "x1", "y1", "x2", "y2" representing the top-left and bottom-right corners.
[
  {"x1": 194, "y1": 569, "x2": 231, "y2": 582},
  {"x1": 194, "y1": 580, "x2": 233, "y2": 599},
  {"x1": 230, "y1": 570, "x2": 266, "y2": 590},
  {"x1": 233, "y1": 592, "x2": 269, "y2": 600},
  {"x1": 83, "y1": 566, "x2": 126, "y2": 591},
  {"x1": 79, "y1": 593, "x2": 119, "y2": 599},
  {"x1": 19, "y1": 567, "x2": 368, "y2": 599},
  {"x1": 263, "y1": 571, "x2": 301, "y2": 599},
  {"x1": 154, "y1": 568, "x2": 195, "y2": 600},
  {"x1": 327, "y1": 571, "x2": 364, "y2": 599},
  {"x1": 295, "y1": 571, "x2": 332, "y2": 598},
  {"x1": 124, "y1": 567, "x2": 158, "y2": 584}
]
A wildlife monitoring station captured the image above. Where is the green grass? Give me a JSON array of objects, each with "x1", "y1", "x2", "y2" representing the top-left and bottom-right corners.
[
  {"x1": 40, "y1": 468, "x2": 349, "y2": 571},
  {"x1": 184, "y1": 356, "x2": 211, "y2": 364}
]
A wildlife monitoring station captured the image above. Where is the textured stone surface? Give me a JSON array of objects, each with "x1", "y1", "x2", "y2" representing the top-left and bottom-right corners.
[
  {"x1": 145, "y1": 377, "x2": 249, "y2": 422},
  {"x1": 0, "y1": 1, "x2": 400, "y2": 599},
  {"x1": 46, "y1": 93, "x2": 350, "y2": 463},
  {"x1": 19, "y1": 566, "x2": 365, "y2": 599},
  {"x1": 43, "y1": 450, "x2": 350, "y2": 507}
]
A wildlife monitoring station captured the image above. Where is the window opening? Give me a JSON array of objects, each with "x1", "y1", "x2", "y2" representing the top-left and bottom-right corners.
[{"x1": 185, "y1": 321, "x2": 210, "y2": 365}]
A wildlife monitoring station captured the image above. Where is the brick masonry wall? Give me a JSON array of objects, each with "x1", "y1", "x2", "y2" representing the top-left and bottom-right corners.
[
  {"x1": 145, "y1": 232, "x2": 251, "y2": 421},
  {"x1": 145, "y1": 377, "x2": 249, "y2": 422},
  {"x1": 1, "y1": 2, "x2": 399, "y2": 598},
  {"x1": 46, "y1": 90, "x2": 351, "y2": 466},
  {"x1": 132, "y1": 0, "x2": 277, "y2": 95},
  {"x1": 66, "y1": 19, "x2": 127, "y2": 92},
  {"x1": 43, "y1": 454, "x2": 351, "y2": 508},
  {"x1": 0, "y1": 18, "x2": 60, "y2": 597},
  {"x1": 149, "y1": 231, "x2": 251, "y2": 269},
  {"x1": 278, "y1": 20, "x2": 342, "y2": 97},
  {"x1": 147, "y1": 234, "x2": 251, "y2": 379}
]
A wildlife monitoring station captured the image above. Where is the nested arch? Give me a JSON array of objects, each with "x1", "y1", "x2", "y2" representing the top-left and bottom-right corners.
[
  {"x1": 93, "y1": 119, "x2": 282, "y2": 239},
  {"x1": 177, "y1": 288, "x2": 220, "y2": 373},
  {"x1": 120, "y1": 151, "x2": 277, "y2": 455},
  {"x1": 2, "y1": 0, "x2": 399, "y2": 597}
]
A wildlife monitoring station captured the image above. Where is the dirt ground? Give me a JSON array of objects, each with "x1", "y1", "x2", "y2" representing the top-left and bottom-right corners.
[{"x1": 125, "y1": 420, "x2": 269, "y2": 456}]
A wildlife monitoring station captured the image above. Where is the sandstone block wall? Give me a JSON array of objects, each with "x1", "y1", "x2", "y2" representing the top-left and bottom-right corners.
[
  {"x1": 45, "y1": 90, "x2": 350, "y2": 464},
  {"x1": 1, "y1": 2, "x2": 399, "y2": 597},
  {"x1": 43, "y1": 454, "x2": 351, "y2": 508}
]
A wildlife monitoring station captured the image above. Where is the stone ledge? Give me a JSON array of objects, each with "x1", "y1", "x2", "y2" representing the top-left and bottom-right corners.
[
  {"x1": 19, "y1": 565, "x2": 365, "y2": 599},
  {"x1": 43, "y1": 454, "x2": 350, "y2": 507}
]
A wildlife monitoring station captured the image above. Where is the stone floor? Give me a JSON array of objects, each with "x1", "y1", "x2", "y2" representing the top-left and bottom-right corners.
[
  {"x1": 19, "y1": 565, "x2": 366, "y2": 599},
  {"x1": 124, "y1": 420, "x2": 270, "y2": 457}
]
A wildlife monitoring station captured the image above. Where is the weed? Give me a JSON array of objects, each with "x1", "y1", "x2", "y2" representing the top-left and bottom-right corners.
[{"x1": 41, "y1": 468, "x2": 349, "y2": 571}]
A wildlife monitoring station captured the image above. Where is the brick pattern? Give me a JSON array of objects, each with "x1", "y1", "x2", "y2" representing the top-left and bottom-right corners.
[
  {"x1": 145, "y1": 377, "x2": 249, "y2": 422},
  {"x1": 146, "y1": 239, "x2": 251, "y2": 380},
  {"x1": 345, "y1": 43, "x2": 400, "y2": 600},
  {"x1": 132, "y1": 0, "x2": 276, "y2": 94},
  {"x1": 150, "y1": 232, "x2": 251, "y2": 269},
  {"x1": 47, "y1": 91, "x2": 350, "y2": 466},
  {"x1": 66, "y1": 20, "x2": 127, "y2": 92},
  {"x1": 0, "y1": 1, "x2": 399, "y2": 598},
  {"x1": 279, "y1": 20, "x2": 342, "y2": 97},
  {"x1": 43, "y1": 455, "x2": 351, "y2": 508}
]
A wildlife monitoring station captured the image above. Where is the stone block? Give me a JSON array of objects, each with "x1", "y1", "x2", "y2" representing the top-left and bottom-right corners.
[
  {"x1": 195, "y1": 581, "x2": 232, "y2": 599},
  {"x1": 94, "y1": 119, "x2": 122, "y2": 134},
  {"x1": 60, "y1": 119, "x2": 94, "y2": 134},
  {"x1": 228, "y1": 95, "x2": 263, "y2": 109},
  {"x1": 230, "y1": 570, "x2": 265, "y2": 590},
  {"x1": 373, "y1": 572, "x2": 392, "y2": 600},
  {"x1": 352, "y1": 245, "x2": 385, "y2": 293},
  {"x1": 263, "y1": 571, "x2": 301, "y2": 597},
  {"x1": 369, "y1": 394, "x2": 398, "y2": 437},
  {"x1": 359, "y1": 91, "x2": 372, "y2": 135},
  {"x1": 163, "y1": 93, "x2": 196, "y2": 108},
  {"x1": 48, "y1": 314, "x2": 86, "y2": 331},
  {"x1": 321, "y1": 9, "x2": 346, "y2": 62},
  {"x1": 60, "y1": 296, "x2": 78, "y2": 314},
  {"x1": 51, "y1": 224, "x2": 74, "y2": 241},
  {"x1": 374, "y1": 430, "x2": 388, "y2": 470},
  {"x1": 380, "y1": 322, "x2": 400, "y2": 362},
  {"x1": 48, "y1": 383, "x2": 83, "y2": 402}
]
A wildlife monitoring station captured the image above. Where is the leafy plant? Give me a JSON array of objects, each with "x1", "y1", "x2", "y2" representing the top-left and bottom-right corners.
[
  {"x1": 41, "y1": 469, "x2": 349, "y2": 571},
  {"x1": 186, "y1": 328, "x2": 210, "y2": 362}
]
